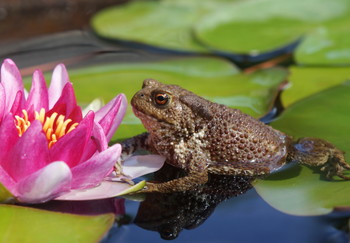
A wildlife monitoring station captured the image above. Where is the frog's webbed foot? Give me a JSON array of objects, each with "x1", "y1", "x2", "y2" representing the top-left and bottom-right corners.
[
  {"x1": 113, "y1": 133, "x2": 151, "y2": 184},
  {"x1": 111, "y1": 161, "x2": 135, "y2": 185},
  {"x1": 290, "y1": 137, "x2": 350, "y2": 180},
  {"x1": 319, "y1": 154, "x2": 350, "y2": 180}
]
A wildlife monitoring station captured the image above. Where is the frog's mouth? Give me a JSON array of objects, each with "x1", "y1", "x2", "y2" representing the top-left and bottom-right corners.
[{"x1": 132, "y1": 107, "x2": 174, "y2": 128}]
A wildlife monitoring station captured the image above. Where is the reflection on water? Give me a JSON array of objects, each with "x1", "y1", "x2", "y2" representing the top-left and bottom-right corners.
[{"x1": 134, "y1": 163, "x2": 254, "y2": 240}]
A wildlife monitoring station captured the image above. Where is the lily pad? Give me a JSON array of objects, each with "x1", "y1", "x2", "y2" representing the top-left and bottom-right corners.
[
  {"x1": 194, "y1": 0, "x2": 350, "y2": 64},
  {"x1": 68, "y1": 57, "x2": 287, "y2": 139},
  {"x1": 0, "y1": 204, "x2": 114, "y2": 243},
  {"x1": 255, "y1": 82, "x2": 350, "y2": 216},
  {"x1": 295, "y1": 20, "x2": 350, "y2": 65},
  {"x1": 282, "y1": 66, "x2": 350, "y2": 106},
  {"x1": 91, "y1": 0, "x2": 211, "y2": 52}
]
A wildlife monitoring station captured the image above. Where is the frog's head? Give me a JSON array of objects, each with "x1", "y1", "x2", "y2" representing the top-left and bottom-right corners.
[{"x1": 131, "y1": 79, "x2": 213, "y2": 133}]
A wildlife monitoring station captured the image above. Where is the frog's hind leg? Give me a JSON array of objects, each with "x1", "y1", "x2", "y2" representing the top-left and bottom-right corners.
[{"x1": 288, "y1": 137, "x2": 350, "y2": 180}]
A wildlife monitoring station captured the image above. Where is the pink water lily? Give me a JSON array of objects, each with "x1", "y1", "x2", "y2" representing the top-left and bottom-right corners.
[{"x1": 0, "y1": 59, "x2": 165, "y2": 204}]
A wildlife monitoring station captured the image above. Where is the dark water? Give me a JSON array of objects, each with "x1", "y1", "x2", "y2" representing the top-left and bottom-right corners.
[
  {"x1": 99, "y1": 164, "x2": 348, "y2": 243},
  {"x1": 103, "y1": 189, "x2": 347, "y2": 243}
]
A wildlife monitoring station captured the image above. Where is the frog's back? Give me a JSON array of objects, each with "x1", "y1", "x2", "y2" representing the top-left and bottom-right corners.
[{"x1": 204, "y1": 104, "x2": 289, "y2": 176}]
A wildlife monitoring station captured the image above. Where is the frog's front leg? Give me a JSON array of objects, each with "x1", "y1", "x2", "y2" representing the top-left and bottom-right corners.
[
  {"x1": 119, "y1": 132, "x2": 151, "y2": 160},
  {"x1": 143, "y1": 156, "x2": 209, "y2": 193},
  {"x1": 288, "y1": 137, "x2": 350, "y2": 179},
  {"x1": 114, "y1": 132, "x2": 151, "y2": 178}
]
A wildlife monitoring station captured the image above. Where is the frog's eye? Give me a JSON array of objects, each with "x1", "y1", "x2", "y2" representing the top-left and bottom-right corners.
[{"x1": 153, "y1": 92, "x2": 170, "y2": 107}]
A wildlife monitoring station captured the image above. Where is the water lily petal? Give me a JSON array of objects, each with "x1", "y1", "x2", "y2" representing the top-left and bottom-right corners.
[
  {"x1": 95, "y1": 94, "x2": 127, "y2": 140},
  {"x1": 3, "y1": 120, "x2": 49, "y2": 182},
  {"x1": 82, "y1": 98, "x2": 103, "y2": 116},
  {"x1": 71, "y1": 144, "x2": 121, "y2": 189},
  {"x1": 48, "y1": 83, "x2": 82, "y2": 121},
  {"x1": 0, "y1": 114, "x2": 19, "y2": 164},
  {"x1": 48, "y1": 64, "x2": 69, "y2": 109},
  {"x1": 79, "y1": 111, "x2": 95, "y2": 146},
  {"x1": 10, "y1": 90, "x2": 25, "y2": 116},
  {"x1": 0, "y1": 166, "x2": 17, "y2": 196},
  {"x1": 68, "y1": 105, "x2": 83, "y2": 123},
  {"x1": 55, "y1": 181, "x2": 145, "y2": 201},
  {"x1": 50, "y1": 124, "x2": 89, "y2": 168},
  {"x1": 50, "y1": 112, "x2": 94, "y2": 167},
  {"x1": 121, "y1": 155, "x2": 166, "y2": 179},
  {"x1": 0, "y1": 84, "x2": 5, "y2": 122},
  {"x1": 16, "y1": 161, "x2": 72, "y2": 203},
  {"x1": 91, "y1": 122, "x2": 108, "y2": 152},
  {"x1": 0, "y1": 59, "x2": 24, "y2": 113},
  {"x1": 79, "y1": 122, "x2": 109, "y2": 163},
  {"x1": 25, "y1": 70, "x2": 49, "y2": 118}
]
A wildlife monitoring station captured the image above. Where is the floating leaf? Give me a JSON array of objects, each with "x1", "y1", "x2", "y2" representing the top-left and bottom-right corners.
[
  {"x1": 282, "y1": 66, "x2": 350, "y2": 106},
  {"x1": 295, "y1": 19, "x2": 350, "y2": 65},
  {"x1": 194, "y1": 0, "x2": 350, "y2": 64},
  {"x1": 255, "y1": 82, "x2": 350, "y2": 216},
  {"x1": 91, "y1": 1, "x2": 211, "y2": 52},
  {"x1": 0, "y1": 205, "x2": 114, "y2": 243},
  {"x1": 68, "y1": 57, "x2": 287, "y2": 139}
]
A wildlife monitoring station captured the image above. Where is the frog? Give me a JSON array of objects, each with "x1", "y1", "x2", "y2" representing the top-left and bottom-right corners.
[{"x1": 120, "y1": 79, "x2": 350, "y2": 193}]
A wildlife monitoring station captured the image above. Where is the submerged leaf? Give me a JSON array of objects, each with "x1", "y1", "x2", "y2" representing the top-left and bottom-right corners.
[{"x1": 255, "y1": 82, "x2": 350, "y2": 216}]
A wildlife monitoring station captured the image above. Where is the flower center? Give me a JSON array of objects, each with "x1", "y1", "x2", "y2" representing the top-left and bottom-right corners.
[{"x1": 15, "y1": 108, "x2": 79, "y2": 148}]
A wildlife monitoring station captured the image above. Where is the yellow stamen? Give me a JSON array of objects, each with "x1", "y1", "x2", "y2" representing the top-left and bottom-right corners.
[
  {"x1": 14, "y1": 109, "x2": 79, "y2": 148},
  {"x1": 34, "y1": 108, "x2": 46, "y2": 123},
  {"x1": 43, "y1": 113, "x2": 58, "y2": 132},
  {"x1": 67, "y1": 123, "x2": 78, "y2": 133}
]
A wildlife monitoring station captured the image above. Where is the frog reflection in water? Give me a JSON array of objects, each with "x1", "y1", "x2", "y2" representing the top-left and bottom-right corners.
[
  {"x1": 121, "y1": 79, "x2": 350, "y2": 193},
  {"x1": 134, "y1": 163, "x2": 253, "y2": 240}
]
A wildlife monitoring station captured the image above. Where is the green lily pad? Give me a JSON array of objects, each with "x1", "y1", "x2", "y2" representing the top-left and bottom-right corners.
[
  {"x1": 295, "y1": 19, "x2": 350, "y2": 65},
  {"x1": 91, "y1": 0, "x2": 211, "y2": 52},
  {"x1": 0, "y1": 205, "x2": 114, "y2": 243},
  {"x1": 68, "y1": 57, "x2": 287, "y2": 139},
  {"x1": 282, "y1": 66, "x2": 350, "y2": 106},
  {"x1": 194, "y1": 0, "x2": 350, "y2": 64},
  {"x1": 255, "y1": 82, "x2": 350, "y2": 216}
]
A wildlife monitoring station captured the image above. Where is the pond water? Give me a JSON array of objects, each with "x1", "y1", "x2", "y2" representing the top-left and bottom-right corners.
[
  {"x1": 104, "y1": 188, "x2": 346, "y2": 243},
  {"x1": 99, "y1": 164, "x2": 348, "y2": 243}
]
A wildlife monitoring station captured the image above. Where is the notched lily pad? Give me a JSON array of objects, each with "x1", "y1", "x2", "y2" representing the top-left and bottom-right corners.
[{"x1": 255, "y1": 82, "x2": 350, "y2": 216}]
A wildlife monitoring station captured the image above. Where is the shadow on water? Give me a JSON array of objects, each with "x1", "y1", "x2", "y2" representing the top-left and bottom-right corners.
[
  {"x1": 134, "y1": 163, "x2": 254, "y2": 240},
  {"x1": 105, "y1": 164, "x2": 347, "y2": 243}
]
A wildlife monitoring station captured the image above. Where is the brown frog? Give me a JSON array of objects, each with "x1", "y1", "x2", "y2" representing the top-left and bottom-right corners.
[{"x1": 121, "y1": 79, "x2": 350, "y2": 193}]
